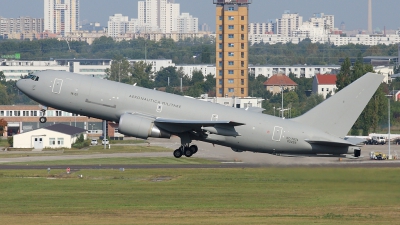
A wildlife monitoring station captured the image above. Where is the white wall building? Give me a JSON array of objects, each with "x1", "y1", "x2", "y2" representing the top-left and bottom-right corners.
[
  {"x1": 44, "y1": 0, "x2": 79, "y2": 36},
  {"x1": 248, "y1": 33, "x2": 400, "y2": 46},
  {"x1": 177, "y1": 64, "x2": 216, "y2": 78},
  {"x1": 0, "y1": 59, "x2": 177, "y2": 80},
  {"x1": 107, "y1": 14, "x2": 129, "y2": 38},
  {"x1": 197, "y1": 95, "x2": 264, "y2": 109},
  {"x1": 138, "y1": 0, "x2": 180, "y2": 33},
  {"x1": 312, "y1": 74, "x2": 337, "y2": 99},
  {"x1": 248, "y1": 22, "x2": 274, "y2": 35},
  {"x1": 276, "y1": 11, "x2": 303, "y2": 37},
  {"x1": 0, "y1": 17, "x2": 44, "y2": 36},
  {"x1": 249, "y1": 65, "x2": 340, "y2": 78},
  {"x1": 0, "y1": 60, "x2": 69, "y2": 80},
  {"x1": 177, "y1": 13, "x2": 198, "y2": 33},
  {"x1": 13, "y1": 123, "x2": 86, "y2": 149},
  {"x1": 129, "y1": 59, "x2": 175, "y2": 74}
]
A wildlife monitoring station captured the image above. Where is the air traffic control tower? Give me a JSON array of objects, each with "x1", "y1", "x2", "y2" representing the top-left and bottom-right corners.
[{"x1": 214, "y1": 0, "x2": 251, "y2": 97}]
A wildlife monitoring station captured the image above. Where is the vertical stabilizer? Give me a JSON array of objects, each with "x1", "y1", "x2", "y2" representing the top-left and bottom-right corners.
[{"x1": 292, "y1": 73, "x2": 384, "y2": 138}]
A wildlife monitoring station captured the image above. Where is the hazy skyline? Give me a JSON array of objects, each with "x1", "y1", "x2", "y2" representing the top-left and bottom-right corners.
[{"x1": 1, "y1": 0, "x2": 399, "y2": 31}]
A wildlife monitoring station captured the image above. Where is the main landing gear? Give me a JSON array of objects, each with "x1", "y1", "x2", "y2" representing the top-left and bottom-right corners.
[
  {"x1": 39, "y1": 108, "x2": 47, "y2": 123},
  {"x1": 173, "y1": 145, "x2": 198, "y2": 158}
]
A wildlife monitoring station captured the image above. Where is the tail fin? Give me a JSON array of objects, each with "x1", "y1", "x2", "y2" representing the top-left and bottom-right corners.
[{"x1": 292, "y1": 73, "x2": 384, "y2": 138}]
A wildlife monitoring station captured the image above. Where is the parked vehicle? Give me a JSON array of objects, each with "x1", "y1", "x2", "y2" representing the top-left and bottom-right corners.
[
  {"x1": 365, "y1": 136, "x2": 386, "y2": 145},
  {"x1": 102, "y1": 139, "x2": 109, "y2": 145},
  {"x1": 370, "y1": 151, "x2": 387, "y2": 160},
  {"x1": 91, "y1": 139, "x2": 98, "y2": 145}
]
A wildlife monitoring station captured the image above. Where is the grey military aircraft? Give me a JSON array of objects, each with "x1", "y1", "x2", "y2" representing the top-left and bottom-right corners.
[{"x1": 16, "y1": 71, "x2": 383, "y2": 158}]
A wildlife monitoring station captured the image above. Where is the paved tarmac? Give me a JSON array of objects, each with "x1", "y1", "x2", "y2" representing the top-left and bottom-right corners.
[{"x1": 1, "y1": 136, "x2": 400, "y2": 169}]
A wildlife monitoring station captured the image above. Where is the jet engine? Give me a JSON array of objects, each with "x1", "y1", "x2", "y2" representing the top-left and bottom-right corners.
[{"x1": 118, "y1": 114, "x2": 171, "y2": 139}]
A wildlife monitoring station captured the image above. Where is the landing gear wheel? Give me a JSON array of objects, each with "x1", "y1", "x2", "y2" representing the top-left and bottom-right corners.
[
  {"x1": 184, "y1": 147, "x2": 193, "y2": 157},
  {"x1": 173, "y1": 149, "x2": 183, "y2": 158},
  {"x1": 190, "y1": 145, "x2": 198, "y2": 154},
  {"x1": 39, "y1": 117, "x2": 47, "y2": 123}
]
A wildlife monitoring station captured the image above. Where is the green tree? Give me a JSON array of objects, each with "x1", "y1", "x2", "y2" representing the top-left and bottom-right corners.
[
  {"x1": 203, "y1": 74, "x2": 216, "y2": 94},
  {"x1": 105, "y1": 56, "x2": 132, "y2": 83},
  {"x1": 0, "y1": 83, "x2": 10, "y2": 105},
  {"x1": 191, "y1": 70, "x2": 204, "y2": 85},
  {"x1": 336, "y1": 57, "x2": 352, "y2": 92},
  {"x1": 154, "y1": 66, "x2": 180, "y2": 87},
  {"x1": 131, "y1": 61, "x2": 154, "y2": 88},
  {"x1": 201, "y1": 45, "x2": 211, "y2": 63}
]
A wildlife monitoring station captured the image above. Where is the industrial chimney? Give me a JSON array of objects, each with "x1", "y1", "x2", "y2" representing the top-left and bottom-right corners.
[{"x1": 368, "y1": 0, "x2": 373, "y2": 33}]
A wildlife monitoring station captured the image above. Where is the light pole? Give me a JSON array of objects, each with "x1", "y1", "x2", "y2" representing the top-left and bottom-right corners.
[
  {"x1": 273, "y1": 106, "x2": 275, "y2": 116},
  {"x1": 281, "y1": 86, "x2": 284, "y2": 118},
  {"x1": 386, "y1": 95, "x2": 392, "y2": 159}
]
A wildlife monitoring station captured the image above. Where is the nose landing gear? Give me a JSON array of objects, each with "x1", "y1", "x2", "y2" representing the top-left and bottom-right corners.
[{"x1": 39, "y1": 108, "x2": 47, "y2": 123}]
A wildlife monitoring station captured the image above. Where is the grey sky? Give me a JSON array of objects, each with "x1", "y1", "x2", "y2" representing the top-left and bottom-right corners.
[{"x1": 1, "y1": 0, "x2": 399, "y2": 31}]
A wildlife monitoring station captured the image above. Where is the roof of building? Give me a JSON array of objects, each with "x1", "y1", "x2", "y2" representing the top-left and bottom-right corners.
[
  {"x1": 263, "y1": 74, "x2": 298, "y2": 86},
  {"x1": 43, "y1": 124, "x2": 86, "y2": 136},
  {"x1": 391, "y1": 73, "x2": 400, "y2": 78},
  {"x1": 315, "y1": 74, "x2": 337, "y2": 85}
]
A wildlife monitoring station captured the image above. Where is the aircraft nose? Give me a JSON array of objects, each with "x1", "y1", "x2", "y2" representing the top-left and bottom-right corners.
[
  {"x1": 16, "y1": 79, "x2": 23, "y2": 90},
  {"x1": 16, "y1": 79, "x2": 27, "y2": 93}
]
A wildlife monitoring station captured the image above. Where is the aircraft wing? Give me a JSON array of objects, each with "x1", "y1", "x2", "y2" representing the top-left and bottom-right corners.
[{"x1": 154, "y1": 118, "x2": 245, "y2": 135}]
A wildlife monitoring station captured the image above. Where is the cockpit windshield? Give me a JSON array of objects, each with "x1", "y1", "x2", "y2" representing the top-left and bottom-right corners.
[{"x1": 25, "y1": 75, "x2": 39, "y2": 81}]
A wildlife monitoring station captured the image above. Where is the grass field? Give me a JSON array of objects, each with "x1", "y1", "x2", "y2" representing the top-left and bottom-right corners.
[
  {"x1": 0, "y1": 145, "x2": 172, "y2": 158},
  {"x1": 0, "y1": 167, "x2": 399, "y2": 224},
  {"x1": 7, "y1": 157, "x2": 217, "y2": 165}
]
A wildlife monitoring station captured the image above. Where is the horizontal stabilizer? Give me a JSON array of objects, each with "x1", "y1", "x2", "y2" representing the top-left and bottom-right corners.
[{"x1": 305, "y1": 139, "x2": 355, "y2": 147}]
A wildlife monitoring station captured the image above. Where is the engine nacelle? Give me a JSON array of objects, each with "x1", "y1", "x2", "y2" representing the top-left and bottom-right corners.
[{"x1": 118, "y1": 114, "x2": 171, "y2": 139}]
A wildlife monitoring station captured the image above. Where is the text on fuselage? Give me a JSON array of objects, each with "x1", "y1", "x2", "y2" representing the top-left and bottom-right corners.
[{"x1": 129, "y1": 95, "x2": 181, "y2": 109}]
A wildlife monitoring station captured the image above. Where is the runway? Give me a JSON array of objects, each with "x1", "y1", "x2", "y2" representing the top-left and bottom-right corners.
[{"x1": 1, "y1": 136, "x2": 400, "y2": 169}]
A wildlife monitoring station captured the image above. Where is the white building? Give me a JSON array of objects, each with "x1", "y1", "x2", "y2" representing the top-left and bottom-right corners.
[
  {"x1": 107, "y1": 14, "x2": 129, "y2": 38},
  {"x1": 248, "y1": 22, "x2": 274, "y2": 35},
  {"x1": 13, "y1": 123, "x2": 86, "y2": 149},
  {"x1": 0, "y1": 60, "x2": 69, "y2": 80},
  {"x1": 197, "y1": 95, "x2": 264, "y2": 109},
  {"x1": 138, "y1": 0, "x2": 180, "y2": 33},
  {"x1": 44, "y1": 0, "x2": 79, "y2": 36},
  {"x1": 129, "y1": 59, "x2": 175, "y2": 74},
  {"x1": 276, "y1": 11, "x2": 303, "y2": 37},
  {"x1": 177, "y1": 64, "x2": 216, "y2": 78},
  {"x1": 0, "y1": 59, "x2": 177, "y2": 81},
  {"x1": 312, "y1": 74, "x2": 337, "y2": 99},
  {"x1": 0, "y1": 17, "x2": 44, "y2": 36},
  {"x1": 292, "y1": 13, "x2": 334, "y2": 38},
  {"x1": 248, "y1": 33, "x2": 400, "y2": 46},
  {"x1": 249, "y1": 65, "x2": 340, "y2": 78},
  {"x1": 177, "y1": 13, "x2": 198, "y2": 33}
]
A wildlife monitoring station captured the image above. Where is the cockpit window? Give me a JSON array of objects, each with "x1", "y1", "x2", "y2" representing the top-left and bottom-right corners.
[{"x1": 24, "y1": 75, "x2": 39, "y2": 81}]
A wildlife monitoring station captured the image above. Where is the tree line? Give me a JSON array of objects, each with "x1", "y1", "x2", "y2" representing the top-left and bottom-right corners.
[{"x1": 0, "y1": 37, "x2": 399, "y2": 65}]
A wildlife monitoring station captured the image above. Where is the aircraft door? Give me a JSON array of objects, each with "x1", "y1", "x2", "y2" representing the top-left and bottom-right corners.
[
  {"x1": 52, "y1": 78, "x2": 63, "y2": 94},
  {"x1": 33, "y1": 137, "x2": 43, "y2": 149},
  {"x1": 272, "y1": 126, "x2": 283, "y2": 142}
]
